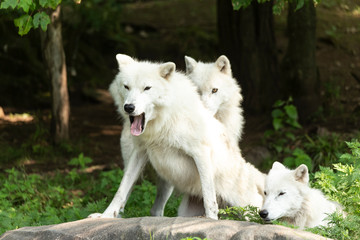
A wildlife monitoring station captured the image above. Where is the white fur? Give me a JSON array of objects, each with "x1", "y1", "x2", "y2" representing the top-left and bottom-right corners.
[
  {"x1": 185, "y1": 55, "x2": 244, "y2": 144},
  {"x1": 88, "y1": 54, "x2": 264, "y2": 220},
  {"x1": 260, "y1": 162, "x2": 343, "y2": 229},
  {"x1": 150, "y1": 55, "x2": 248, "y2": 216}
]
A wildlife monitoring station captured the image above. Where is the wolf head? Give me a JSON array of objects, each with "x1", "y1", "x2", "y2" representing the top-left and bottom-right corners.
[
  {"x1": 109, "y1": 54, "x2": 175, "y2": 136},
  {"x1": 259, "y1": 161, "x2": 309, "y2": 222},
  {"x1": 184, "y1": 55, "x2": 241, "y2": 116}
]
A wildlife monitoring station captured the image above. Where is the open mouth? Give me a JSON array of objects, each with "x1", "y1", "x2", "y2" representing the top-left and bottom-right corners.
[{"x1": 129, "y1": 113, "x2": 145, "y2": 136}]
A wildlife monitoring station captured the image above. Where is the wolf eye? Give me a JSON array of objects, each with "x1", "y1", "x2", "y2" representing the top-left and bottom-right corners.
[
  {"x1": 278, "y1": 192, "x2": 286, "y2": 196},
  {"x1": 144, "y1": 86, "x2": 151, "y2": 91},
  {"x1": 264, "y1": 191, "x2": 267, "y2": 196},
  {"x1": 124, "y1": 85, "x2": 129, "y2": 90},
  {"x1": 212, "y1": 88, "x2": 218, "y2": 94}
]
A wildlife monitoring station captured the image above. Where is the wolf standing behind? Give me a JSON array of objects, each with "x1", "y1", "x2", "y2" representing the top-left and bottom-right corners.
[
  {"x1": 260, "y1": 161, "x2": 344, "y2": 229},
  {"x1": 150, "y1": 55, "x2": 248, "y2": 216},
  {"x1": 184, "y1": 55, "x2": 244, "y2": 144}
]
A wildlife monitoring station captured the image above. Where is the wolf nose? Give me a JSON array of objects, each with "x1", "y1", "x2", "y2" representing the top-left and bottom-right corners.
[
  {"x1": 124, "y1": 104, "x2": 135, "y2": 113},
  {"x1": 259, "y1": 209, "x2": 268, "y2": 219}
]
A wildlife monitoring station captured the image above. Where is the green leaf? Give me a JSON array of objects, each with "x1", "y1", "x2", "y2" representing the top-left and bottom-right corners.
[
  {"x1": 271, "y1": 109, "x2": 284, "y2": 119},
  {"x1": 33, "y1": 12, "x2": 51, "y2": 31},
  {"x1": 39, "y1": 0, "x2": 61, "y2": 8},
  {"x1": 14, "y1": 15, "x2": 33, "y2": 36},
  {"x1": 284, "y1": 105, "x2": 298, "y2": 120},
  {"x1": 295, "y1": 0, "x2": 305, "y2": 11},
  {"x1": 273, "y1": 99, "x2": 285, "y2": 108},
  {"x1": 0, "y1": 0, "x2": 17, "y2": 9},
  {"x1": 272, "y1": 0, "x2": 284, "y2": 15},
  {"x1": 18, "y1": 0, "x2": 33, "y2": 13},
  {"x1": 285, "y1": 132, "x2": 296, "y2": 141},
  {"x1": 39, "y1": 0, "x2": 48, "y2": 7},
  {"x1": 293, "y1": 148, "x2": 313, "y2": 170},
  {"x1": 272, "y1": 117, "x2": 283, "y2": 131},
  {"x1": 285, "y1": 118, "x2": 302, "y2": 129},
  {"x1": 232, "y1": 0, "x2": 252, "y2": 10}
]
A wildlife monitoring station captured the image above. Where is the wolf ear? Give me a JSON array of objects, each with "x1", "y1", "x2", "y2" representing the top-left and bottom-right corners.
[
  {"x1": 184, "y1": 56, "x2": 197, "y2": 74},
  {"x1": 272, "y1": 161, "x2": 286, "y2": 170},
  {"x1": 215, "y1": 55, "x2": 231, "y2": 76},
  {"x1": 116, "y1": 54, "x2": 135, "y2": 69},
  {"x1": 294, "y1": 164, "x2": 309, "y2": 184},
  {"x1": 159, "y1": 62, "x2": 176, "y2": 80}
]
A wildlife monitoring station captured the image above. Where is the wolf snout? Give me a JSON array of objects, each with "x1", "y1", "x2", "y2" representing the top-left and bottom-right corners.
[
  {"x1": 124, "y1": 104, "x2": 135, "y2": 113},
  {"x1": 259, "y1": 209, "x2": 269, "y2": 219}
]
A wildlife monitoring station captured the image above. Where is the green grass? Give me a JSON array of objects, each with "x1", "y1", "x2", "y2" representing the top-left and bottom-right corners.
[{"x1": 0, "y1": 162, "x2": 181, "y2": 235}]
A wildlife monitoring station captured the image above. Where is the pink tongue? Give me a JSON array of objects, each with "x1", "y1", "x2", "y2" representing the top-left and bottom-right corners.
[{"x1": 130, "y1": 115, "x2": 143, "y2": 136}]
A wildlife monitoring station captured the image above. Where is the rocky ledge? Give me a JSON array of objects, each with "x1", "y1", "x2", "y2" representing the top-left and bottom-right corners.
[{"x1": 0, "y1": 217, "x2": 330, "y2": 240}]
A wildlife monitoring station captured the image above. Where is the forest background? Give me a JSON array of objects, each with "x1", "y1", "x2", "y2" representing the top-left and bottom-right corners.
[{"x1": 0, "y1": 0, "x2": 360, "y2": 239}]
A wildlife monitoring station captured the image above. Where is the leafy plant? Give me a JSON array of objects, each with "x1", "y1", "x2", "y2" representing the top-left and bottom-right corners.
[
  {"x1": 0, "y1": 0, "x2": 60, "y2": 35},
  {"x1": 0, "y1": 166, "x2": 181, "y2": 235},
  {"x1": 263, "y1": 97, "x2": 308, "y2": 169},
  {"x1": 309, "y1": 139, "x2": 360, "y2": 239},
  {"x1": 264, "y1": 97, "x2": 302, "y2": 153},
  {"x1": 231, "y1": 0, "x2": 321, "y2": 14},
  {"x1": 271, "y1": 97, "x2": 302, "y2": 131},
  {"x1": 303, "y1": 133, "x2": 346, "y2": 169},
  {"x1": 283, "y1": 148, "x2": 313, "y2": 170},
  {"x1": 68, "y1": 153, "x2": 93, "y2": 169},
  {"x1": 219, "y1": 206, "x2": 263, "y2": 224}
]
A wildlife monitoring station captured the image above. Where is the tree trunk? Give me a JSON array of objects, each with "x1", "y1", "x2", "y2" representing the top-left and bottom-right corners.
[
  {"x1": 40, "y1": 6, "x2": 70, "y2": 143},
  {"x1": 281, "y1": 1, "x2": 319, "y2": 120},
  {"x1": 217, "y1": 0, "x2": 279, "y2": 113}
]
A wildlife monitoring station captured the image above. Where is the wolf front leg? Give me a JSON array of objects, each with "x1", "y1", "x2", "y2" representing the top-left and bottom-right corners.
[
  {"x1": 88, "y1": 149, "x2": 148, "y2": 218},
  {"x1": 192, "y1": 146, "x2": 219, "y2": 220},
  {"x1": 150, "y1": 176, "x2": 174, "y2": 216}
]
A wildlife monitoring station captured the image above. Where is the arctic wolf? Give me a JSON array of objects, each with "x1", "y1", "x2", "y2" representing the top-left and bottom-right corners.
[
  {"x1": 89, "y1": 54, "x2": 263, "y2": 220},
  {"x1": 184, "y1": 55, "x2": 244, "y2": 144},
  {"x1": 259, "y1": 162, "x2": 343, "y2": 228},
  {"x1": 150, "y1": 55, "x2": 248, "y2": 216}
]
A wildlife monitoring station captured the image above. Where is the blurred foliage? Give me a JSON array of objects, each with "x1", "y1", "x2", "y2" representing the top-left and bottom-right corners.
[
  {"x1": 219, "y1": 205, "x2": 263, "y2": 223},
  {"x1": 308, "y1": 140, "x2": 360, "y2": 239},
  {"x1": 0, "y1": 0, "x2": 58, "y2": 36},
  {"x1": 263, "y1": 97, "x2": 357, "y2": 172},
  {"x1": 232, "y1": 0, "x2": 321, "y2": 14},
  {"x1": 223, "y1": 140, "x2": 360, "y2": 239},
  {"x1": 0, "y1": 157, "x2": 181, "y2": 235}
]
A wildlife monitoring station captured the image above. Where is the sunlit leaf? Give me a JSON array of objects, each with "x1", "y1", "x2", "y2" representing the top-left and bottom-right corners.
[
  {"x1": 14, "y1": 14, "x2": 33, "y2": 36},
  {"x1": 0, "y1": 0, "x2": 17, "y2": 9},
  {"x1": 284, "y1": 105, "x2": 298, "y2": 120},
  {"x1": 18, "y1": 0, "x2": 33, "y2": 13},
  {"x1": 39, "y1": 0, "x2": 61, "y2": 8},
  {"x1": 273, "y1": 117, "x2": 283, "y2": 131},
  {"x1": 232, "y1": 0, "x2": 252, "y2": 10}
]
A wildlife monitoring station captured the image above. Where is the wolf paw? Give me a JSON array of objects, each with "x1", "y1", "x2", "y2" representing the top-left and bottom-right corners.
[
  {"x1": 87, "y1": 211, "x2": 120, "y2": 218},
  {"x1": 87, "y1": 213, "x2": 103, "y2": 218}
]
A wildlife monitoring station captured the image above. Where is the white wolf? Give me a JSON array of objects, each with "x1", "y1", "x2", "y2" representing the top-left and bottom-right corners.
[
  {"x1": 259, "y1": 161, "x2": 343, "y2": 229},
  {"x1": 184, "y1": 55, "x2": 244, "y2": 144},
  {"x1": 149, "y1": 55, "x2": 247, "y2": 216},
  {"x1": 89, "y1": 54, "x2": 264, "y2": 220}
]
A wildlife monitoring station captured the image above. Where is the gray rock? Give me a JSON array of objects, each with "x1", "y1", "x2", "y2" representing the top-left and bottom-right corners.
[{"x1": 0, "y1": 217, "x2": 330, "y2": 240}]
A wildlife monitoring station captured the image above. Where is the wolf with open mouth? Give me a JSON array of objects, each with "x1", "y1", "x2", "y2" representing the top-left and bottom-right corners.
[{"x1": 88, "y1": 54, "x2": 263, "y2": 220}]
